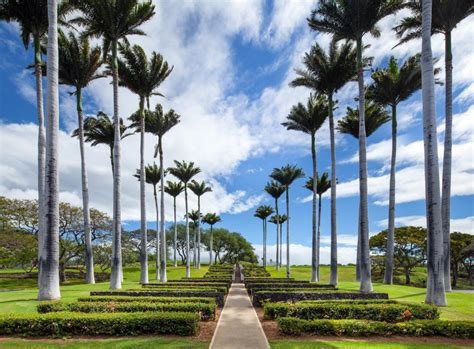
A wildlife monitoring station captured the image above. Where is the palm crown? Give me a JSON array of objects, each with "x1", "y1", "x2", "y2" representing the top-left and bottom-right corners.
[
  {"x1": 282, "y1": 94, "x2": 329, "y2": 136},
  {"x1": 133, "y1": 162, "x2": 161, "y2": 186},
  {"x1": 269, "y1": 214, "x2": 288, "y2": 225},
  {"x1": 264, "y1": 181, "x2": 286, "y2": 199},
  {"x1": 337, "y1": 101, "x2": 390, "y2": 138},
  {"x1": 254, "y1": 205, "x2": 274, "y2": 220},
  {"x1": 305, "y1": 172, "x2": 332, "y2": 195},
  {"x1": 202, "y1": 213, "x2": 221, "y2": 226},
  {"x1": 168, "y1": 160, "x2": 201, "y2": 185},
  {"x1": 188, "y1": 180, "x2": 212, "y2": 197},
  {"x1": 187, "y1": 209, "x2": 202, "y2": 224},
  {"x1": 270, "y1": 165, "x2": 305, "y2": 187},
  {"x1": 164, "y1": 181, "x2": 185, "y2": 198}
]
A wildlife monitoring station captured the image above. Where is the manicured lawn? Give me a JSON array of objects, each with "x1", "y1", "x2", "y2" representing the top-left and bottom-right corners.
[
  {"x1": 270, "y1": 340, "x2": 471, "y2": 349},
  {"x1": 269, "y1": 265, "x2": 474, "y2": 321}
]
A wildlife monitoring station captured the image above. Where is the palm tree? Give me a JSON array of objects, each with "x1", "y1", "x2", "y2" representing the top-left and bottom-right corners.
[
  {"x1": 254, "y1": 205, "x2": 274, "y2": 268},
  {"x1": 202, "y1": 213, "x2": 221, "y2": 266},
  {"x1": 135, "y1": 104, "x2": 180, "y2": 281},
  {"x1": 282, "y1": 94, "x2": 328, "y2": 282},
  {"x1": 290, "y1": 39, "x2": 358, "y2": 286},
  {"x1": 271, "y1": 165, "x2": 305, "y2": 278},
  {"x1": 71, "y1": 0, "x2": 155, "y2": 290},
  {"x1": 264, "y1": 181, "x2": 285, "y2": 270},
  {"x1": 338, "y1": 100, "x2": 389, "y2": 283},
  {"x1": 270, "y1": 214, "x2": 288, "y2": 267},
  {"x1": 57, "y1": 31, "x2": 103, "y2": 284},
  {"x1": 73, "y1": 112, "x2": 133, "y2": 173},
  {"x1": 118, "y1": 43, "x2": 172, "y2": 285},
  {"x1": 309, "y1": 0, "x2": 403, "y2": 293},
  {"x1": 366, "y1": 55, "x2": 425, "y2": 284},
  {"x1": 134, "y1": 163, "x2": 161, "y2": 281},
  {"x1": 394, "y1": 0, "x2": 473, "y2": 294},
  {"x1": 188, "y1": 180, "x2": 212, "y2": 269},
  {"x1": 168, "y1": 161, "x2": 201, "y2": 277},
  {"x1": 164, "y1": 181, "x2": 185, "y2": 267},
  {"x1": 187, "y1": 209, "x2": 201, "y2": 266}
]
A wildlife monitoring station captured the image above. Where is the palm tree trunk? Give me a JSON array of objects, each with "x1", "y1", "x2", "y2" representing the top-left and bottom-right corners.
[
  {"x1": 442, "y1": 30, "x2": 453, "y2": 292},
  {"x1": 159, "y1": 139, "x2": 167, "y2": 282},
  {"x1": 38, "y1": 0, "x2": 60, "y2": 301},
  {"x1": 356, "y1": 37, "x2": 373, "y2": 293},
  {"x1": 279, "y1": 222, "x2": 283, "y2": 268},
  {"x1": 138, "y1": 97, "x2": 148, "y2": 285},
  {"x1": 76, "y1": 89, "x2": 95, "y2": 284},
  {"x1": 275, "y1": 199, "x2": 279, "y2": 271},
  {"x1": 197, "y1": 197, "x2": 201, "y2": 269},
  {"x1": 154, "y1": 185, "x2": 160, "y2": 280},
  {"x1": 110, "y1": 39, "x2": 122, "y2": 290},
  {"x1": 421, "y1": 0, "x2": 447, "y2": 306},
  {"x1": 328, "y1": 93, "x2": 338, "y2": 286},
  {"x1": 34, "y1": 35, "x2": 46, "y2": 286},
  {"x1": 184, "y1": 187, "x2": 190, "y2": 278},
  {"x1": 209, "y1": 225, "x2": 213, "y2": 265},
  {"x1": 356, "y1": 203, "x2": 361, "y2": 281},
  {"x1": 317, "y1": 193, "x2": 322, "y2": 280},
  {"x1": 384, "y1": 104, "x2": 397, "y2": 285},
  {"x1": 173, "y1": 197, "x2": 178, "y2": 267},
  {"x1": 311, "y1": 133, "x2": 318, "y2": 282},
  {"x1": 263, "y1": 219, "x2": 266, "y2": 268},
  {"x1": 286, "y1": 188, "x2": 290, "y2": 279}
]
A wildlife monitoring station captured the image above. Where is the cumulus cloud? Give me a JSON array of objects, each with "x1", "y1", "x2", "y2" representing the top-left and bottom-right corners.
[{"x1": 377, "y1": 216, "x2": 474, "y2": 234}]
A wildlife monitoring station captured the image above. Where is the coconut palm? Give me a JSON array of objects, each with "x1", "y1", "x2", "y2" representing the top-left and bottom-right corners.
[
  {"x1": 73, "y1": 112, "x2": 133, "y2": 173},
  {"x1": 202, "y1": 213, "x2": 221, "y2": 266},
  {"x1": 164, "y1": 181, "x2": 185, "y2": 267},
  {"x1": 134, "y1": 163, "x2": 162, "y2": 280},
  {"x1": 168, "y1": 161, "x2": 201, "y2": 277},
  {"x1": 264, "y1": 181, "x2": 285, "y2": 270},
  {"x1": 57, "y1": 31, "x2": 104, "y2": 284},
  {"x1": 394, "y1": 0, "x2": 473, "y2": 294},
  {"x1": 71, "y1": 0, "x2": 155, "y2": 290},
  {"x1": 254, "y1": 205, "x2": 274, "y2": 268},
  {"x1": 271, "y1": 165, "x2": 305, "y2": 278},
  {"x1": 188, "y1": 180, "x2": 212, "y2": 269},
  {"x1": 118, "y1": 43, "x2": 172, "y2": 285},
  {"x1": 309, "y1": 0, "x2": 403, "y2": 293},
  {"x1": 290, "y1": 39, "x2": 358, "y2": 286},
  {"x1": 187, "y1": 209, "x2": 201, "y2": 266},
  {"x1": 282, "y1": 94, "x2": 328, "y2": 282},
  {"x1": 366, "y1": 55, "x2": 425, "y2": 284}
]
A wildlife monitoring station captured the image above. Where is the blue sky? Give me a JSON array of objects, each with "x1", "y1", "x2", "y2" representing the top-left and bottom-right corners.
[{"x1": 0, "y1": 0, "x2": 473, "y2": 265}]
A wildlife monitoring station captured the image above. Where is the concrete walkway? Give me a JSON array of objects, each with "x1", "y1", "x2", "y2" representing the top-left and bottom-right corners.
[{"x1": 209, "y1": 283, "x2": 270, "y2": 349}]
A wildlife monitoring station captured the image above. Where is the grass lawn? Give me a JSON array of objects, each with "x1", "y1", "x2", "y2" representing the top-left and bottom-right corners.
[
  {"x1": 269, "y1": 340, "x2": 472, "y2": 349},
  {"x1": 269, "y1": 265, "x2": 474, "y2": 321}
]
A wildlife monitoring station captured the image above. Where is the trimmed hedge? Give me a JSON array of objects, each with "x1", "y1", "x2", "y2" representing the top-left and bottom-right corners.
[
  {"x1": 91, "y1": 290, "x2": 225, "y2": 307},
  {"x1": 277, "y1": 318, "x2": 474, "y2": 339},
  {"x1": 139, "y1": 285, "x2": 228, "y2": 294},
  {"x1": 264, "y1": 302, "x2": 439, "y2": 322},
  {"x1": 298, "y1": 299, "x2": 398, "y2": 305},
  {"x1": 78, "y1": 296, "x2": 215, "y2": 304},
  {"x1": 38, "y1": 301, "x2": 216, "y2": 320},
  {"x1": 244, "y1": 279, "x2": 302, "y2": 286},
  {"x1": 252, "y1": 291, "x2": 389, "y2": 307},
  {"x1": 143, "y1": 282, "x2": 229, "y2": 291},
  {"x1": 0, "y1": 311, "x2": 199, "y2": 337},
  {"x1": 241, "y1": 264, "x2": 270, "y2": 277},
  {"x1": 170, "y1": 279, "x2": 232, "y2": 287},
  {"x1": 246, "y1": 284, "x2": 335, "y2": 295}
]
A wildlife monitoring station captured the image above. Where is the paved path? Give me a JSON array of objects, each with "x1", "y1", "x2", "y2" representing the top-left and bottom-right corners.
[{"x1": 210, "y1": 283, "x2": 270, "y2": 349}]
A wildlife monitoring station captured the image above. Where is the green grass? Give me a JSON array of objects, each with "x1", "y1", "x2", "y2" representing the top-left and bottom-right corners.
[
  {"x1": 269, "y1": 265, "x2": 474, "y2": 321},
  {"x1": 0, "y1": 338, "x2": 208, "y2": 349},
  {"x1": 270, "y1": 340, "x2": 472, "y2": 349}
]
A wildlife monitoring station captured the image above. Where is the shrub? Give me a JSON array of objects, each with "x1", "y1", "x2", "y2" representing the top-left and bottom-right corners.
[
  {"x1": 78, "y1": 296, "x2": 215, "y2": 304},
  {"x1": 252, "y1": 291, "x2": 389, "y2": 307},
  {"x1": 143, "y1": 283, "x2": 229, "y2": 292},
  {"x1": 0, "y1": 312, "x2": 199, "y2": 337},
  {"x1": 38, "y1": 301, "x2": 216, "y2": 320},
  {"x1": 246, "y1": 284, "x2": 335, "y2": 295},
  {"x1": 264, "y1": 302, "x2": 439, "y2": 322},
  {"x1": 277, "y1": 318, "x2": 474, "y2": 339},
  {"x1": 169, "y1": 279, "x2": 232, "y2": 287},
  {"x1": 298, "y1": 299, "x2": 398, "y2": 305},
  {"x1": 139, "y1": 285, "x2": 228, "y2": 294}
]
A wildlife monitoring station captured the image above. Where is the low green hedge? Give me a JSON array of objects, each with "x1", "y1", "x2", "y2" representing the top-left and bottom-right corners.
[
  {"x1": 91, "y1": 290, "x2": 225, "y2": 307},
  {"x1": 247, "y1": 284, "x2": 335, "y2": 295},
  {"x1": 278, "y1": 318, "x2": 474, "y2": 338},
  {"x1": 79, "y1": 296, "x2": 215, "y2": 304},
  {"x1": 143, "y1": 283, "x2": 229, "y2": 292},
  {"x1": 169, "y1": 279, "x2": 232, "y2": 287},
  {"x1": 0, "y1": 312, "x2": 199, "y2": 337},
  {"x1": 139, "y1": 285, "x2": 228, "y2": 294},
  {"x1": 264, "y1": 302, "x2": 439, "y2": 322},
  {"x1": 38, "y1": 301, "x2": 216, "y2": 320},
  {"x1": 298, "y1": 299, "x2": 398, "y2": 305}
]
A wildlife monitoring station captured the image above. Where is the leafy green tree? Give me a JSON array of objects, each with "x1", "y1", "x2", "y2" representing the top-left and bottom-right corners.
[
  {"x1": 264, "y1": 181, "x2": 285, "y2": 270},
  {"x1": 164, "y1": 181, "x2": 185, "y2": 267},
  {"x1": 254, "y1": 205, "x2": 274, "y2": 268},
  {"x1": 450, "y1": 232, "x2": 474, "y2": 287},
  {"x1": 202, "y1": 213, "x2": 221, "y2": 265},
  {"x1": 0, "y1": 230, "x2": 37, "y2": 272}
]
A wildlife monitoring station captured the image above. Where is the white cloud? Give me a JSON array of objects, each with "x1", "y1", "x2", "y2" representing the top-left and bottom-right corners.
[{"x1": 377, "y1": 216, "x2": 474, "y2": 234}]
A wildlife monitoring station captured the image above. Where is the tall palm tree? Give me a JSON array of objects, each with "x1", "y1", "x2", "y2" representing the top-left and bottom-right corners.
[
  {"x1": 136, "y1": 104, "x2": 180, "y2": 281},
  {"x1": 290, "y1": 39, "x2": 358, "y2": 286},
  {"x1": 187, "y1": 209, "x2": 201, "y2": 266},
  {"x1": 264, "y1": 181, "x2": 285, "y2": 270},
  {"x1": 309, "y1": 0, "x2": 403, "y2": 293},
  {"x1": 164, "y1": 181, "x2": 185, "y2": 267},
  {"x1": 394, "y1": 0, "x2": 473, "y2": 293},
  {"x1": 270, "y1": 213, "x2": 289, "y2": 267},
  {"x1": 57, "y1": 31, "x2": 104, "y2": 284},
  {"x1": 254, "y1": 205, "x2": 274, "y2": 268},
  {"x1": 188, "y1": 180, "x2": 212, "y2": 269},
  {"x1": 134, "y1": 163, "x2": 161, "y2": 281},
  {"x1": 338, "y1": 100, "x2": 389, "y2": 282},
  {"x1": 71, "y1": 0, "x2": 155, "y2": 290},
  {"x1": 202, "y1": 213, "x2": 221, "y2": 266},
  {"x1": 271, "y1": 165, "x2": 305, "y2": 278},
  {"x1": 119, "y1": 43, "x2": 172, "y2": 285},
  {"x1": 366, "y1": 55, "x2": 425, "y2": 284},
  {"x1": 168, "y1": 161, "x2": 201, "y2": 277},
  {"x1": 73, "y1": 112, "x2": 133, "y2": 173},
  {"x1": 282, "y1": 94, "x2": 328, "y2": 282},
  {"x1": 305, "y1": 172, "x2": 331, "y2": 280}
]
